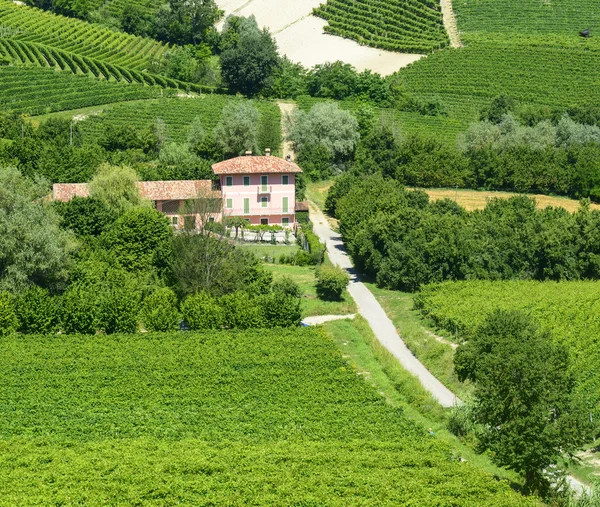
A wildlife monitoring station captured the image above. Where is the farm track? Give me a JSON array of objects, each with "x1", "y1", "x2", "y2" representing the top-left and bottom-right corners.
[{"x1": 440, "y1": 0, "x2": 462, "y2": 48}]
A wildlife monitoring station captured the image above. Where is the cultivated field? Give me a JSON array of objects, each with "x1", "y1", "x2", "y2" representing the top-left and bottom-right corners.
[
  {"x1": 0, "y1": 329, "x2": 536, "y2": 505},
  {"x1": 422, "y1": 188, "x2": 600, "y2": 212},
  {"x1": 214, "y1": 0, "x2": 423, "y2": 75}
]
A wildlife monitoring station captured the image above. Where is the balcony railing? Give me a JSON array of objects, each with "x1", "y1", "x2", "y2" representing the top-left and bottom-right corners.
[{"x1": 225, "y1": 207, "x2": 292, "y2": 216}]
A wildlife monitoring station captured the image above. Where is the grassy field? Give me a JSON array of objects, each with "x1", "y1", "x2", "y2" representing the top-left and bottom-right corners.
[
  {"x1": 420, "y1": 188, "x2": 600, "y2": 212},
  {"x1": 322, "y1": 316, "x2": 528, "y2": 487},
  {"x1": 0, "y1": 329, "x2": 538, "y2": 505},
  {"x1": 266, "y1": 263, "x2": 356, "y2": 317},
  {"x1": 236, "y1": 243, "x2": 300, "y2": 262}
]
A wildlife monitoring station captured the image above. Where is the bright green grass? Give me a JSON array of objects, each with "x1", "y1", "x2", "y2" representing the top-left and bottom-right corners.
[
  {"x1": 236, "y1": 243, "x2": 300, "y2": 261},
  {"x1": 265, "y1": 263, "x2": 356, "y2": 317},
  {"x1": 0, "y1": 330, "x2": 537, "y2": 505},
  {"x1": 323, "y1": 316, "x2": 527, "y2": 486}
]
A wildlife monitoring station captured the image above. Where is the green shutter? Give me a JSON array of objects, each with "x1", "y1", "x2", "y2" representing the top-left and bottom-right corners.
[
  {"x1": 282, "y1": 175, "x2": 289, "y2": 185},
  {"x1": 226, "y1": 176, "x2": 233, "y2": 187},
  {"x1": 244, "y1": 176, "x2": 250, "y2": 186},
  {"x1": 226, "y1": 198, "x2": 233, "y2": 209},
  {"x1": 261, "y1": 175, "x2": 268, "y2": 191},
  {"x1": 261, "y1": 197, "x2": 268, "y2": 208},
  {"x1": 282, "y1": 197, "x2": 288, "y2": 213},
  {"x1": 244, "y1": 198, "x2": 250, "y2": 214}
]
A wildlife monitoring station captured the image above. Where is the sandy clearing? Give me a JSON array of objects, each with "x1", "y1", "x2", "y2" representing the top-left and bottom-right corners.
[
  {"x1": 440, "y1": 0, "x2": 462, "y2": 48},
  {"x1": 214, "y1": 0, "x2": 423, "y2": 76}
]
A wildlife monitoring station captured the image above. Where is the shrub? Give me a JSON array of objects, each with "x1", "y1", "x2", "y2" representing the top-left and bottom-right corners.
[
  {"x1": 140, "y1": 287, "x2": 180, "y2": 332},
  {"x1": 272, "y1": 276, "x2": 302, "y2": 298},
  {"x1": 97, "y1": 284, "x2": 140, "y2": 334},
  {"x1": 0, "y1": 292, "x2": 17, "y2": 336},
  {"x1": 15, "y1": 286, "x2": 59, "y2": 334},
  {"x1": 181, "y1": 292, "x2": 223, "y2": 330},
  {"x1": 61, "y1": 283, "x2": 99, "y2": 335},
  {"x1": 219, "y1": 291, "x2": 265, "y2": 329},
  {"x1": 316, "y1": 265, "x2": 350, "y2": 301},
  {"x1": 279, "y1": 250, "x2": 312, "y2": 266},
  {"x1": 259, "y1": 292, "x2": 302, "y2": 328}
]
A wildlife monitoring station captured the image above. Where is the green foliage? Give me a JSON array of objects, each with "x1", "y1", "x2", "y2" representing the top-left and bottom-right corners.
[
  {"x1": 272, "y1": 276, "x2": 302, "y2": 298},
  {"x1": 15, "y1": 286, "x2": 59, "y2": 334},
  {"x1": 313, "y1": 0, "x2": 448, "y2": 53},
  {"x1": 316, "y1": 264, "x2": 350, "y2": 301},
  {"x1": 0, "y1": 329, "x2": 536, "y2": 505},
  {"x1": 0, "y1": 167, "x2": 74, "y2": 293},
  {"x1": 454, "y1": 310, "x2": 591, "y2": 494},
  {"x1": 88, "y1": 164, "x2": 146, "y2": 216},
  {"x1": 55, "y1": 196, "x2": 117, "y2": 237},
  {"x1": 219, "y1": 290, "x2": 265, "y2": 329},
  {"x1": 336, "y1": 175, "x2": 600, "y2": 291},
  {"x1": 220, "y1": 16, "x2": 280, "y2": 96},
  {"x1": 297, "y1": 222, "x2": 326, "y2": 265},
  {"x1": 60, "y1": 282, "x2": 99, "y2": 334},
  {"x1": 102, "y1": 206, "x2": 173, "y2": 273},
  {"x1": 181, "y1": 292, "x2": 223, "y2": 330},
  {"x1": 140, "y1": 287, "x2": 180, "y2": 332},
  {"x1": 288, "y1": 102, "x2": 359, "y2": 178},
  {"x1": 415, "y1": 280, "x2": 600, "y2": 418},
  {"x1": 260, "y1": 291, "x2": 302, "y2": 328},
  {"x1": 213, "y1": 100, "x2": 260, "y2": 157},
  {"x1": 0, "y1": 292, "x2": 17, "y2": 336},
  {"x1": 153, "y1": 0, "x2": 221, "y2": 46}
]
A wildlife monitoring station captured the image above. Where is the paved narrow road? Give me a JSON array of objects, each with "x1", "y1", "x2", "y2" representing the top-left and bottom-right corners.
[{"x1": 309, "y1": 203, "x2": 460, "y2": 408}]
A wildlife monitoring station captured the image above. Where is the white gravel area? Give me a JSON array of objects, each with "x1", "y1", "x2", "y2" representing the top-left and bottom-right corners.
[{"x1": 215, "y1": 0, "x2": 423, "y2": 76}]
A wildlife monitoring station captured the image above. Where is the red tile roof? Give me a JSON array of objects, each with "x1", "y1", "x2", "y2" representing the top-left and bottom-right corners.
[
  {"x1": 295, "y1": 201, "x2": 309, "y2": 212},
  {"x1": 53, "y1": 180, "x2": 216, "y2": 202},
  {"x1": 212, "y1": 155, "x2": 302, "y2": 175}
]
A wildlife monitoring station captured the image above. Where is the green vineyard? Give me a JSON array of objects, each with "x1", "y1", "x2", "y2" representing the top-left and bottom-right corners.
[
  {"x1": 416, "y1": 281, "x2": 600, "y2": 415},
  {"x1": 454, "y1": 0, "x2": 600, "y2": 40},
  {"x1": 0, "y1": 66, "x2": 173, "y2": 115},
  {"x1": 0, "y1": 0, "x2": 166, "y2": 69},
  {"x1": 400, "y1": 41, "x2": 600, "y2": 125},
  {"x1": 0, "y1": 328, "x2": 536, "y2": 505},
  {"x1": 313, "y1": 0, "x2": 448, "y2": 53},
  {"x1": 79, "y1": 96, "x2": 282, "y2": 145}
]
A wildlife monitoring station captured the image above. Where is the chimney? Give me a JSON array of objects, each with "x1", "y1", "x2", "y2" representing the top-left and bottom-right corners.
[
  {"x1": 265, "y1": 148, "x2": 271, "y2": 156},
  {"x1": 245, "y1": 150, "x2": 252, "y2": 156}
]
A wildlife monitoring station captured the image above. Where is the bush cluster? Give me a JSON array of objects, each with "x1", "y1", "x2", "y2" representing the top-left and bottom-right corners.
[
  {"x1": 315, "y1": 265, "x2": 350, "y2": 301},
  {"x1": 335, "y1": 175, "x2": 600, "y2": 292}
]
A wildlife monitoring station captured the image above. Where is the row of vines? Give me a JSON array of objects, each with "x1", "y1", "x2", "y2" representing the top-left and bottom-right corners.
[
  {"x1": 0, "y1": 328, "x2": 536, "y2": 505},
  {"x1": 313, "y1": 0, "x2": 448, "y2": 53},
  {"x1": 416, "y1": 280, "x2": 600, "y2": 415}
]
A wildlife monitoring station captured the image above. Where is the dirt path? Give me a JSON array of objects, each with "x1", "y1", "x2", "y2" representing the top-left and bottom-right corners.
[
  {"x1": 440, "y1": 0, "x2": 462, "y2": 48},
  {"x1": 278, "y1": 102, "x2": 296, "y2": 161},
  {"x1": 308, "y1": 202, "x2": 460, "y2": 408}
]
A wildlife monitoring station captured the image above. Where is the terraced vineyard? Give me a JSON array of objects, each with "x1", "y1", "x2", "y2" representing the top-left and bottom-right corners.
[
  {"x1": 0, "y1": 328, "x2": 537, "y2": 505},
  {"x1": 96, "y1": 0, "x2": 157, "y2": 18},
  {"x1": 80, "y1": 96, "x2": 282, "y2": 146},
  {"x1": 394, "y1": 0, "x2": 600, "y2": 130},
  {"x1": 416, "y1": 281, "x2": 600, "y2": 417},
  {"x1": 0, "y1": 0, "x2": 166, "y2": 69},
  {"x1": 0, "y1": 0, "x2": 213, "y2": 96},
  {"x1": 313, "y1": 0, "x2": 448, "y2": 53},
  {"x1": 0, "y1": 66, "x2": 172, "y2": 114}
]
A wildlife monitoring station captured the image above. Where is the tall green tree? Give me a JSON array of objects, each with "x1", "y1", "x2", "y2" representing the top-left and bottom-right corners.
[
  {"x1": 213, "y1": 101, "x2": 260, "y2": 156},
  {"x1": 454, "y1": 309, "x2": 591, "y2": 495},
  {"x1": 220, "y1": 16, "x2": 280, "y2": 96},
  {"x1": 0, "y1": 167, "x2": 74, "y2": 292}
]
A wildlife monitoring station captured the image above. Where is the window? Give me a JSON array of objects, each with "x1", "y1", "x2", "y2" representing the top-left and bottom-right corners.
[
  {"x1": 170, "y1": 216, "x2": 178, "y2": 226},
  {"x1": 208, "y1": 217, "x2": 215, "y2": 223},
  {"x1": 282, "y1": 197, "x2": 289, "y2": 213},
  {"x1": 226, "y1": 176, "x2": 233, "y2": 187},
  {"x1": 244, "y1": 198, "x2": 250, "y2": 214},
  {"x1": 282, "y1": 175, "x2": 289, "y2": 185},
  {"x1": 226, "y1": 198, "x2": 233, "y2": 209},
  {"x1": 282, "y1": 217, "x2": 290, "y2": 225},
  {"x1": 261, "y1": 218, "x2": 269, "y2": 225},
  {"x1": 261, "y1": 196, "x2": 268, "y2": 208},
  {"x1": 243, "y1": 176, "x2": 250, "y2": 186},
  {"x1": 261, "y1": 175, "x2": 268, "y2": 192}
]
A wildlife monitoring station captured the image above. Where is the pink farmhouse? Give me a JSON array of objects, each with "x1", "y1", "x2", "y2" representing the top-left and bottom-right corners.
[{"x1": 53, "y1": 154, "x2": 304, "y2": 229}]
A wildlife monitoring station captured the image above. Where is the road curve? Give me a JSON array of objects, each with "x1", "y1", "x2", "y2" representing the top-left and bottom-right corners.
[{"x1": 308, "y1": 203, "x2": 460, "y2": 408}]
